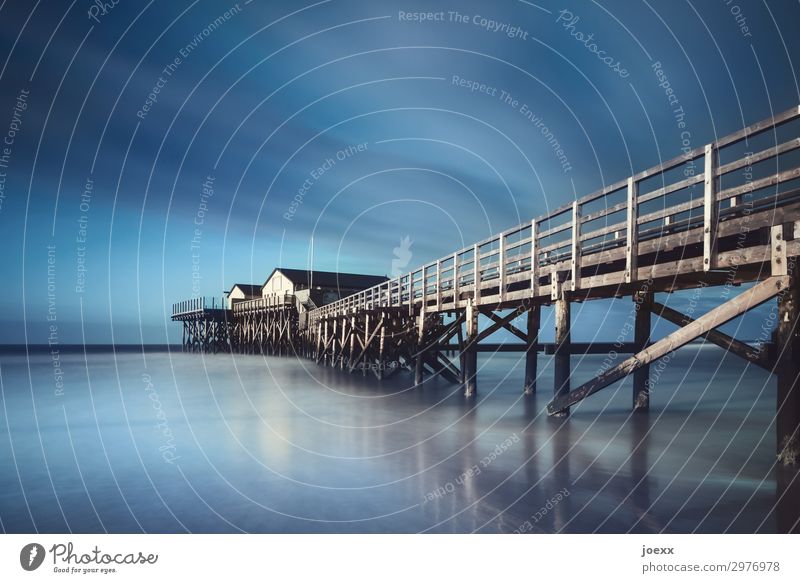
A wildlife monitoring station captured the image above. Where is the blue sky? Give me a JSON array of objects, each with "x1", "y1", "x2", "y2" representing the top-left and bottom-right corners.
[{"x1": 0, "y1": 0, "x2": 798, "y2": 343}]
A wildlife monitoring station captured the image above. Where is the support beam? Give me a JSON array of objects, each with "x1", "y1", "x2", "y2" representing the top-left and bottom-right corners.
[
  {"x1": 633, "y1": 289, "x2": 652, "y2": 412},
  {"x1": 553, "y1": 283, "x2": 571, "y2": 417},
  {"x1": 777, "y1": 266, "x2": 800, "y2": 465},
  {"x1": 475, "y1": 307, "x2": 527, "y2": 345},
  {"x1": 547, "y1": 276, "x2": 790, "y2": 415},
  {"x1": 524, "y1": 305, "x2": 540, "y2": 395},
  {"x1": 651, "y1": 300, "x2": 774, "y2": 370}
]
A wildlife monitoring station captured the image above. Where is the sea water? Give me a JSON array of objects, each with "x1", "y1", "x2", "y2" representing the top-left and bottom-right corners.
[{"x1": 0, "y1": 345, "x2": 795, "y2": 533}]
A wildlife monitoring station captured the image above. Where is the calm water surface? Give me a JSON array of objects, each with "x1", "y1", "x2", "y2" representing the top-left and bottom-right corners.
[{"x1": 0, "y1": 346, "x2": 797, "y2": 533}]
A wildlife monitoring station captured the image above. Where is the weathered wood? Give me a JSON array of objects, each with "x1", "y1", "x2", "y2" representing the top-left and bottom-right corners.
[
  {"x1": 498, "y1": 235, "x2": 506, "y2": 302},
  {"x1": 473, "y1": 244, "x2": 481, "y2": 304},
  {"x1": 626, "y1": 177, "x2": 638, "y2": 283},
  {"x1": 704, "y1": 143, "x2": 718, "y2": 272},
  {"x1": 531, "y1": 220, "x2": 539, "y2": 296},
  {"x1": 651, "y1": 300, "x2": 773, "y2": 370},
  {"x1": 524, "y1": 305, "x2": 540, "y2": 395},
  {"x1": 414, "y1": 315, "x2": 425, "y2": 385},
  {"x1": 777, "y1": 266, "x2": 800, "y2": 465},
  {"x1": 772, "y1": 224, "x2": 788, "y2": 277},
  {"x1": 633, "y1": 289, "x2": 652, "y2": 412},
  {"x1": 349, "y1": 314, "x2": 383, "y2": 373},
  {"x1": 571, "y1": 201, "x2": 581, "y2": 291},
  {"x1": 553, "y1": 287, "x2": 571, "y2": 417},
  {"x1": 464, "y1": 299, "x2": 479, "y2": 397},
  {"x1": 480, "y1": 308, "x2": 527, "y2": 343},
  {"x1": 547, "y1": 276, "x2": 789, "y2": 415},
  {"x1": 436, "y1": 259, "x2": 442, "y2": 311},
  {"x1": 452, "y1": 252, "x2": 459, "y2": 305}
]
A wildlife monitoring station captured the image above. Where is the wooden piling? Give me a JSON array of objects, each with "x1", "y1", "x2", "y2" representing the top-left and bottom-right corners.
[
  {"x1": 414, "y1": 314, "x2": 425, "y2": 385},
  {"x1": 777, "y1": 264, "x2": 800, "y2": 465},
  {"x1": 524, "y1": 304, "x2": 540, "y2": 395},
  {"x1": 464, "y1": 300, "x2": 478, "y2": 397},
  {"x1": 553, "y1": 285, "x2": 571, "y2": 417},
  {"x1": 633, "y1": 289, "x2": 653, "y2": 412}
]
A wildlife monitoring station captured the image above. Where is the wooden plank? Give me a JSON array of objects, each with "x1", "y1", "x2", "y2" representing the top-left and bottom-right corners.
[
  {"x1": 421, "y1": 265, "x2": 427, "y2": 314},
  {"x1": 452, "y1": 252, "x2": 459, "y2": 305},
  {"x1": 473, "y1": 244, "x2": 481, "y2": 303},
  {"x1": 626, "y1": 177, "x2": 638, "y2": 283},
  {"x1": 498, "y1": 235, "x2": 506, "y2": 302},
  {"x1": 717, "y1": 137, "x2": 800, "y2": 177},
  {"x1": 538, "y1": 221, "x2": 573, "y2": 240},
  {"x1": 637, "y1": 173, "x2": 704, "y2": 206},
  {"x1": 580, "y1": 218, "x2": 628, "y2": 243},
  {"x1": 547, "y1": 276, "x2": 789, "y2": 415},
  {"x1": 719, "y1": 167, "x2": 800, "y2": 206},
  {"x1": 531, "y1": 219, "x2": 539, "y2": 296},
  {"x1": 715, "y1": 104, "x2": 800, "y2": 149},
  {"x1": 436, "y1": 260, "x2": 442, "y2": 311},
  {"x1": 704, "y1": 143, "x2": 719, "y2": 271},
  {"x1": 571, "y1": 201, "x2": 581, "y2": 291},
  {"x1": 637, "y1": 196, "x2": 704, "y2": 226},
  {"x1": 580, "y1": 200, "x2": 627, "y2": 224}
]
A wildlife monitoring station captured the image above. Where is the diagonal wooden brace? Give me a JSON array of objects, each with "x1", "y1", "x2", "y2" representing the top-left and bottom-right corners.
[
  {"x1": 349, "y1": 315, "x2": 385, "y2": 372},
  {"x1": 481, "y1": 309, "x2": 528, "y2": 342},
  {"x1": 651, "y1": 301, "x2": 774, "y2": 370},
  {"x1": 547, "y1": 276, "x2": 789, "y2": 415}
]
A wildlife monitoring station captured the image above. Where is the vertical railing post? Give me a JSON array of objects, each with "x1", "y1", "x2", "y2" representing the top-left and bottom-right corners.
[
  {"x1": 498, "y1": 233, "x2": 506, "y2": 302},
  {"x1": 571, "y1": 202, "x2": 581, "y2": 291},
  {"x1": 421, "y1": 265, "x2": 427, "y2": 314},
  {"x1": 452, "y1": 252, "x2": 459, "y2": 308},
  {"x1": 703, "y1": 143, "x2": 719, "y2": 272},
  {"x1": 473, "y1": 244, "x2": 481, "y2": 305},
  {"x1": 436, "y1": 260, "x2": 441, "y2": 311},
  {"x1": 531, "y1": 219, "x2": 539, "y2": 297},
  {"x1": 626, "y1": 177, "x2": 639, "y2": 283}
]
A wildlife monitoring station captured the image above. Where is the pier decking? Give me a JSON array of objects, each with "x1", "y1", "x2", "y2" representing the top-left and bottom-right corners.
[{"x1": 174, "y1": 105, "x2": 800, "y2": 464}]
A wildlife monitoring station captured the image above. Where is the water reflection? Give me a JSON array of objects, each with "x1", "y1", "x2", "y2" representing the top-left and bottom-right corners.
[{"x1": 0, "y1": 348, "x2": 788, "y2": 533}]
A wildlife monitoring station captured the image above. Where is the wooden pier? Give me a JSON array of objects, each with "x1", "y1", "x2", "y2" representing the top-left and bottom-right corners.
[{"x1": 173, "y1": 105, "x2": 800, "y2": 464}]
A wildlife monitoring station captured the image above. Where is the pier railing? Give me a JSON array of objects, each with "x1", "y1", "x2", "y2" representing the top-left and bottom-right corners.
[
  {"x1": 309, "y1": 105, "x2": 800, "y2": 325},
  {"x1": 231, "y1": 294, "x2": 295, "y2": 315},
  {"x1": 171, "y1": 296, "x2": 228, "y2": 318}
]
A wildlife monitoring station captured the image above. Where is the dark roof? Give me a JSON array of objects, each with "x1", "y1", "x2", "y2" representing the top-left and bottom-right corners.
[
  {"x1": 227, "y1": 283, "x2": 261, "y2": 296},
  {"x1": 263, "y1": 268, "x2": 388, "y2": 290}
]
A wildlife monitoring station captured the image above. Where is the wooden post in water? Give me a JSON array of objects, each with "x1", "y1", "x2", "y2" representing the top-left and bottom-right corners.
[
  {"x1": 553, "y1": 279, "x2": 571, "y2": 417},
  {"x1": 378, "y1": 319, "x2": 386, "y2": 380},
  {"x1": 464, "y1": 299, "x2": 478, "y2": 397},
  {"x1": 524, "y1": 304, "x2": 540, "y2": 395},
  {"x1": 633, "y1": 288, "x2": 653, "y2": 412},
  {"x1": 777, "y1": 256, "x2": 800, "y2": 465},
  {"x1": 414, "y1": 314, "x2": 425, "y2": 385}
]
